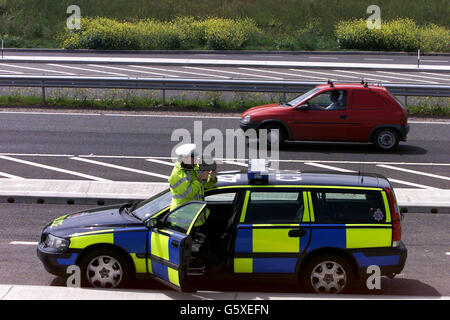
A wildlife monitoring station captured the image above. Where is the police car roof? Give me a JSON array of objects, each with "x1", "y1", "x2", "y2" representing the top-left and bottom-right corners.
[{"x1": 216, "y1": 171, "x2": 391, "y2": 189}]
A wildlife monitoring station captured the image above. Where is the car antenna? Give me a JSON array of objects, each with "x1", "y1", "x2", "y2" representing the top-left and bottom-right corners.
[{"x1": 358, "y1": 144, "x2": 366, "y2": 184}]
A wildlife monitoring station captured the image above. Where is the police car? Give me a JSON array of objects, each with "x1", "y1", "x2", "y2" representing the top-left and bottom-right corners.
[{"x1": 37, "y1": 165, "x2": 407, "y2": 294}]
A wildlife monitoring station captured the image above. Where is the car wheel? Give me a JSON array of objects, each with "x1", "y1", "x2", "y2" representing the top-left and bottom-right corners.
[
  {"x1": 80, "y1": 248, "x2": 130, "y2": 288},
  {"x1": 261, "y1": 124, "x2": 285, "y2": 147},
  {"x1": 373, "y1": 128, "x2": 399, "y2": 151},
  {"x1": 301, "y1": 254, "x2": 354, "y2": 294}
]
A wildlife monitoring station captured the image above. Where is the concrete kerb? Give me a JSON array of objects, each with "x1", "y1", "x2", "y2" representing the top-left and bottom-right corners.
[
  {"x1": 0, "y1": 179, "x2": 449, "y2": 213},
  {"x1": 0, "y1": 284, "x2": 448, "y2": 300}
]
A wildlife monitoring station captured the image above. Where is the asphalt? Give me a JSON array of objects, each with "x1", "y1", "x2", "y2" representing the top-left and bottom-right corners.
[{"x1": 1, "y1": 284, "x2": 447, "y2": 300}]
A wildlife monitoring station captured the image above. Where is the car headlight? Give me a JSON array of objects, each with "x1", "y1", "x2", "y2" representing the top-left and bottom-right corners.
[
  {"x1": 241, "y1": 115, "x2": 251, "y2": 124},
  {"x1": 44, "y1": 234, "x2": 70, "y2": 250}
]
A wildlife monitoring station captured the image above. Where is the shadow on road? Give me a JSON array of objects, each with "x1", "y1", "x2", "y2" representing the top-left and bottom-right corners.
[
  {"x1": 278, "y1": 142, "x2": 428, "y2": 156},
  {"x1": 49, "y1": 276, "x2": 442, "y2": 298}
]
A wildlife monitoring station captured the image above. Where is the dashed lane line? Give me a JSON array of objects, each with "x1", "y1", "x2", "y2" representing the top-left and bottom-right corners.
[{"x1": 9, "y1": 241, "x2": 38, "y2": 246}]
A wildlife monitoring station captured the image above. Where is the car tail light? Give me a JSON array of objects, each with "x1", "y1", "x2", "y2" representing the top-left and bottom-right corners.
[{"x1": 385, "y1": 187, "x2": 401, "y2": 246}]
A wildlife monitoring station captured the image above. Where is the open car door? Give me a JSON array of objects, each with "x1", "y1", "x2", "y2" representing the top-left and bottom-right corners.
[{"x1": 146, "y1": 201, "x2": 207, "y2": 292}]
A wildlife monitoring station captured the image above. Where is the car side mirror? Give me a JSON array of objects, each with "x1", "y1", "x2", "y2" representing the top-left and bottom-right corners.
[
  {"x1": 295, "y1": 103, "x2": 309, "y2": 110},
  {"x1": 145, "y1": 217, "x2": 161, "y2": 229}
]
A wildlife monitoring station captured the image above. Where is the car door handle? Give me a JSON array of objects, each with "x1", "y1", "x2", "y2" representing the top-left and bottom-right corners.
[
  {"x1": 288, "y1": 229, "x2": 306, "y2": 237},
  {"x1": 171, "y1": 240, "x2": 179, "y2": 248},
  {"x1": 340, "y1": 115, "x2": 347, "y2": 119}
]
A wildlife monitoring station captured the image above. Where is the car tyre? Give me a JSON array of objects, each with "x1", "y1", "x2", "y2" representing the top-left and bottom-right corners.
[
  {"x1": 373, "y1": 128, "x2": 399, "y2": 151},
  {"x1": 260, "y1": 124, "x2": 285, "y2": 147},
  {"x1": 300, "y1": 254, "x2": 354, "y2": 294},
  {"x1": 79, "y1": 248, "x2": 131, "y2": 289}
]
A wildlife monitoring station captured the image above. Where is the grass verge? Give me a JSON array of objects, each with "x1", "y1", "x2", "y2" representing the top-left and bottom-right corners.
[{"x1": 0, "y1": 89, "x2": 448, "y2": 117}]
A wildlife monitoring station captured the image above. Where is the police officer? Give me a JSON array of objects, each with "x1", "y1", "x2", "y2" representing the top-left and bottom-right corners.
[{"x1": 169, "y1": 143, "x2": 217, "y2": 212}]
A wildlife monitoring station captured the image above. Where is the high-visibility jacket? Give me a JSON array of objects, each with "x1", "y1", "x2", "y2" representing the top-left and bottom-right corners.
[{"x1": 169, "y1": 162, "x2": 217, "y2": 212}]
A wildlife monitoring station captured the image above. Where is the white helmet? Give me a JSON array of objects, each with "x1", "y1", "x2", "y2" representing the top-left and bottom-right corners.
[{"x1": 175, "y1": 143, "x2": 198, "y2": 164}]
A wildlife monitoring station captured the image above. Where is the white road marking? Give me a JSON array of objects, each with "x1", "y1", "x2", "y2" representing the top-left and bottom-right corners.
[
  {"x1": 0, "y1": 171, "x2": 25, "y2": 179},
  {"x1": 331, "y1": 70, "x2": 391, "y2": 82},
  {"x1": 133, "y1": 65, "x2": 230, "y2": 79},
  {"x1": 364, "y1": 58, "x2": 394, "y2": 61},
  {"x1": 1, "y1": 152, "x2": 449, "y2": 166},
  {"x1": 304, "y1": 162, "x2": 439, "y2": 189},
  {"x1": 239, "y1": 67, "x2": 328, "y2": 80},
  {"x1": 375, "y1": 71, "x2": 438, "y2": 84},
  {"x1": 446, "y1": 252, "x2": 450, "y2": 256},
  {"x1": 308, "y1": 56, "x2": 339, "y2": 59},
  {"x1": 421, "y1": 60, "x2": 448, "y2": 63},
  {"x1": 376, "y1": 71, "x2": 447, "y2": 83},
  {"x1": 288, "y1": 69, "x2": 360, "y2": 80},
  {"x1": 377, "y1": 164, "x2": 450, "y2": 181},
  {"x1": 304, "y1": 162, "x2": 354, "y2": 172},
  {"x1": 87, "y1": 64, "x2": 179, "y2": 77},
  {"x1": 0, "y1": 63, "x2": 75, "y2": 75},
  {"x1": 224, "y1": 160, "x2": 248, "y2": 167},
  {"x1": 0, "y1": 155, "x2": 111, "y2": 181},
  {"x1": 2, "y1": 111, "x2": 449, "y2": 124},
  {"x1": 71, "y1": 157, "x2": 170, "y2": 179},
  {"x1": 47, "y1": 63, "x2": 128, "y2": 77},
  {"x1": 5, "y1": 55, "x2": 450, "y2": 71},
  {"x1": 254, "y1": 55, "x2": 285, "y2": 58},
  {"x1": 420, "y1": 72, "x2": 450, "y2": 79},
  {"x1": 146, "y1": 158, "x2": 175, "y2": 166},
  {"x1": 0, "y1": 69, "x2": 24, "y2": 74},
  {"x1": 184, "y1": 66, "x2": 283, "y2": 80},
  {"x1": 9, "y1": 241, "x2": 38, "y2": 245}
]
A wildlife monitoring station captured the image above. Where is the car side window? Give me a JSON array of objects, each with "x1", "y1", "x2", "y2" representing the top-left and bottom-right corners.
[
  {"x1": 163, "y1": 202, "x2": 205, "y2": 234},
  {"x1": 243, "y1": 191, "x2": 303, "y2": 224},
  {"x1": 307, "y1": 90, "x2": 347, "y2": 111},
  {"x1": 310, "y1": 190, "x2": 387, "y2": 223},
  {"x1": 205, "y1": 192, "x2": 237, "y2": 203}
]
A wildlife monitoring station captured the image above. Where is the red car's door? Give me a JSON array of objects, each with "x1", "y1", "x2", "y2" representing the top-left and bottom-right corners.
[
  {"x1": 348, "y1": 89, "x2": 392, "y2": 142},
  {"x1": 289, "y1": 90, "x2": 356, "y2": 141}
]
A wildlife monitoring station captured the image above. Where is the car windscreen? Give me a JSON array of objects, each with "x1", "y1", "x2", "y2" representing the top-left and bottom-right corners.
[
  {"x1": 284, "y1": 87, "x2": 320, "y2": 107},
  {"x1": 131, "y1": 189, "x2": 172, "y2": 220}
]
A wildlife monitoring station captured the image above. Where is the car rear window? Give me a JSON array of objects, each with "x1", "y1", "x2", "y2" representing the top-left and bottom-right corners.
[
  {"x1": 351, "y1": 90, "x2": 388, "y2": 109},
  {"x1": 244, "y1": 191, "x2": 303, "y2": 224},
  {"x1": 310, "y1": 190, "x2": 387, "y2": 224}
]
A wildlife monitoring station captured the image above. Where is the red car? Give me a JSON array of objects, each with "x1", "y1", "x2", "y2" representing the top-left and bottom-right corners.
[{"x1": 240, "y1": 82, "x2": 409, "y2": 151}]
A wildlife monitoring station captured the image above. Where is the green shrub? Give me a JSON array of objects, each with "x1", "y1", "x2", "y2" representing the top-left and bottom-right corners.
[
  {"x1": 336, "y1": 18, "x2": 449, "y2": 52},
  {"x1": 59, "y1": 16, "x2": 262, "y2": 50}
]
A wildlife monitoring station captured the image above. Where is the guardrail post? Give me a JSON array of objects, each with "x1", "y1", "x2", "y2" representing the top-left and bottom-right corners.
[
  {"x1": 41, "y1": 83, "x2": 46, "y2": 105},
  {"x1": 162, "y1": 89, "x2": 166, "y2": 105},
  {"x1": 1, "y1": 38, "x2": 4, "y2": 58},
  {"x1": 405, "y1": 95, "x2": 408, "y2": 107}
]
